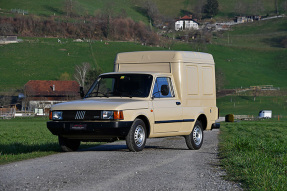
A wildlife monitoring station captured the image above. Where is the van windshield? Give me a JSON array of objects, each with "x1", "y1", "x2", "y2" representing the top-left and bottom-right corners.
[{"x1": 86, "y1": 74, "x2": 153, "y2": 98}]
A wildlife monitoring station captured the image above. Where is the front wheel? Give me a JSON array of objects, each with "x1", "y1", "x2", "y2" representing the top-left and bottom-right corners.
[
  {"x1": 185, "y1": 120, "x2": 204, "y2": 150},
  {"x1": 126, "y1": 119, "x2": 147, "y2": 152},
  {"x1": 58, "y1": 136, "x2": 80, "y2": 152}
]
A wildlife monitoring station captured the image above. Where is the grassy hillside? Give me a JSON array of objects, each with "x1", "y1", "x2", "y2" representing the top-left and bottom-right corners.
[
  {"x1": 0, "y1": 0, "x2": 148, "y2": 22},
  {"x1": 1, "y1": 18, "x2": 287, "y2": 92},
  {"x1": 1, "y1": 0, "x2": 286, "y2": 20},
  {"x1": 0, "y1": 39, "x2": 164, "y2": 92}
]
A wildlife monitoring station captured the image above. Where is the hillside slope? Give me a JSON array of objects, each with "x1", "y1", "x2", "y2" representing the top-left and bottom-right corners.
[{"x1": 1, "y1": 0, "x2": 286, "y2": 19}]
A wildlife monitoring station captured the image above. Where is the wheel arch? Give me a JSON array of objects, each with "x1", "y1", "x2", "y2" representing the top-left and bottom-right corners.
[
  {"x1": 135, "y1": 115, "x2": 151, "y2": 138},
  {"x1": 197, "y1": 114, "x2": 207, "y2": 130}
]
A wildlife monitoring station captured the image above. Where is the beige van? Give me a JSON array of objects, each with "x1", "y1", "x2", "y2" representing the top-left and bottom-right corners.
[{"x1": 47, "y1": 51, "x2": 220, "y2": 152}]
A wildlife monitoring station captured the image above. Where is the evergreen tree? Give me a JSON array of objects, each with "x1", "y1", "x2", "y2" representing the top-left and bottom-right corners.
[{"x1": 203, "y1": 0, "x2": 219, "y2": 18}]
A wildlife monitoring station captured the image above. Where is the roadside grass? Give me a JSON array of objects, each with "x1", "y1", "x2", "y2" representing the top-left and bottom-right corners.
[
  {"x1": 0, "y1": 117, "x2": 100, "y2": 165},
  {"x1": 219, "y1": 120, "x2": 287, "y2": 190}
]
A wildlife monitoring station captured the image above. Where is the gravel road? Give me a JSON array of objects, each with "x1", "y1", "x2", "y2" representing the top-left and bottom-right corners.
[{"x1": 0, "y1": 129, "x2": 242, "y2": 191}]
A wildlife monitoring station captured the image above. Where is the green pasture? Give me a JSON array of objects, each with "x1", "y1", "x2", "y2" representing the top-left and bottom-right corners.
[
  {"x1": 1, "y1": 36, "x2": 286, "y2": 92},
  {"x1": 219, "y1": 120, "x2": 287, "y2": 190},
  {"x1": 1, "y1": 0, "x2": 286, "y2": 19},
  {"x1": 217, "y1": 95, "x2": 287, "y2": 117},
  {"x1": 0, "y1": 0, "x2": 148, "y2": 22},
  {"x1": 0, "y1": 39, "x2": 164, "y2": 92}
]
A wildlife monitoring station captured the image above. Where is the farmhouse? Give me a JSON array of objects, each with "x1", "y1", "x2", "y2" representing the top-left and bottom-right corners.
[
  {"x1": 23, "y1": 80, "x2": 80, "y2": 115},
  {"x1": 175, "y1": 15, "x2": 199, "y2": 31}
]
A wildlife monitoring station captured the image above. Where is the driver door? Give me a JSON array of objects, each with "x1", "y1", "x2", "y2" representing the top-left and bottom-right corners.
[{"x1": 152, "y1": 77, "x2": 182, "y2": 133}]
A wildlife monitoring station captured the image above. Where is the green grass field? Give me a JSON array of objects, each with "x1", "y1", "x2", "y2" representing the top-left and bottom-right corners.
[
  {"x1": 217, "y1": 95, "x2": 287, "y2": 117},
  {"x1": 219, "y1": 120, "x2": 287, "y2": 190},
  {"x1": 1, "y1": 0, "x2": 286, "y2": 19},
  {"x1": 0, "y1": 39, "x2": 164, "y2": 92},
  {"x1": 0, "y1": 0, "x2": 148, "y2": 22},
  {"x1": 0, "y1": 117, "x2": 100, "y2": 165}
]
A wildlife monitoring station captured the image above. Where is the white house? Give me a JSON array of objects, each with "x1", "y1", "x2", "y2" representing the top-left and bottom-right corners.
[{"x1": 175, "y1": 15, "x2": 199, "y2": 31}]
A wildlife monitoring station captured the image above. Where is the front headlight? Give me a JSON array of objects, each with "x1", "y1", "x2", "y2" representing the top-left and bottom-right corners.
[
  {"x1": 101, "y1": 111, "x2": 114, "y2": 119},
  {"x1": 101, "y1": 110, "x2": 124, "y2": 120},
  {"x1": 51, "y1": 111, "x2": 63, "y2": 120}
]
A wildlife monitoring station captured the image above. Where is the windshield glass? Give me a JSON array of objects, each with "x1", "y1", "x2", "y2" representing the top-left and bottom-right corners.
[{"x1": 86, "y1": 74, "x2": 153, "y2": 98}]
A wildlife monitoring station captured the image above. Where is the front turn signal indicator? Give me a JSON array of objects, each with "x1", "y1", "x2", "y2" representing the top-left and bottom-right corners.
[{"x1": 114, "y1": 111, "x2": 124, "y2": 120}]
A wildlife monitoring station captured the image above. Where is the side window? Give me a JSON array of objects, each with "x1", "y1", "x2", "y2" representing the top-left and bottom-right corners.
[{"x1": 152, "y1": 77, "x2": 175, "y2": 98}]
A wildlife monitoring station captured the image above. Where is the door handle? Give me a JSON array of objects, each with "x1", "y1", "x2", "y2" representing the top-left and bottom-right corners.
[{"x1": 176, "y1": 102, "x2": 181, "y2": 105}]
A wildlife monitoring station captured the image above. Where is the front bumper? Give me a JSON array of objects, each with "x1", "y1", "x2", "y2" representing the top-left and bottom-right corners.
[{"x1": 47, "y1": 121, "x2": 133, "y2": 140}]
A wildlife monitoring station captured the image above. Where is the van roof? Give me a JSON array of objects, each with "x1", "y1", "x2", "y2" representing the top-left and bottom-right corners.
[
  {"x1": 115, "y1": 51, "x2": 215, "y2": 64},
  {"x1": 100, "y1": 71, "x2": 171, "y2": 76}
]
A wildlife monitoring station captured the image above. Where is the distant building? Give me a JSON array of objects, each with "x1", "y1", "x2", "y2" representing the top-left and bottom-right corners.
[
  {"x1": 23, "y1": 80, "x2": 80, "y2": 114},
  {"x1": 175, "y1": 15, "x2": 199, "y2": 31},
  {"x1": 0, "y1": 36, "x2": 18, "y2": 44},
  {"x1": 235, "y1": 16, "x2": 261, "y2": 23}
]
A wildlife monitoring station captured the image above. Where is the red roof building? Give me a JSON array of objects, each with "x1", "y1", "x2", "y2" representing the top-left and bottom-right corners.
[
  {"x1": 23, "y1": 80, "x2": 80, "y2": 114},
  {"x1": 175, "y1": 15, "x2": 199, "y2": 31}
]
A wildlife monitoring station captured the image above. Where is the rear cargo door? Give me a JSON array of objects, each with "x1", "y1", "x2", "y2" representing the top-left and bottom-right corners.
[{"x1": 151, "y1": 77, "x2": 182, "y2": 133}]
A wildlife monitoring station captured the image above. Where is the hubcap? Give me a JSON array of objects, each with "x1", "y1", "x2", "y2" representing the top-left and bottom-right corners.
[
  {"x1": 193, "y1": 125, "x2": 202, "y2": 146},
  {"x1": 134, "y1": 125, "x2": 145, "y2": 147}
]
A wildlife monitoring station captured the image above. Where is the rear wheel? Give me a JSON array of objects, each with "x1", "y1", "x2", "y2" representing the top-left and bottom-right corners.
[
  {"x1": 126, "y1": 119, "x2": 147, "y2": 152},
  {"x1": 185, "y1": 120, "x2": 203, "y2": 150},
  {"x1": 58, "y1": 136, "x2": 80, "y2": 152}
]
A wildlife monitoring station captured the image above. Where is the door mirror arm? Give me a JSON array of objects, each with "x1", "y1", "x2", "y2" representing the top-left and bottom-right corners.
[{"x1": 79, "y1": 87, "x2": 85, "y2": 99}]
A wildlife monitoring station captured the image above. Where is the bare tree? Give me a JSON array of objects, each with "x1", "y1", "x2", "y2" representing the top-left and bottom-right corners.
[
  {"x1": 74, "y1": 62, "x2": 91, "y2": 88},
  {"x1": 192, "y1": 0, "x2": 205, "y2": 20},
  {"x1": 143, "y1": 0, "x2": 160, "y2": 25}
]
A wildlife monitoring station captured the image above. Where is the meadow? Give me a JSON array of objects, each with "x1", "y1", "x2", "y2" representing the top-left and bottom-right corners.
[
  {"x1": 219, "y1": 120, "x2": 287, "y2": 190},
  {"x1": 217, "y1": 95, "x2": 287, "y2": 117},
  {"x1": 1, "y1": 18, "x2": 287, "y2": 93},
  {"x1": 0, "y1": 39, "x2": 164, "y2": 92},
  {"x1": 1, "y1": 0, "x2": 286, "y2": 19}
]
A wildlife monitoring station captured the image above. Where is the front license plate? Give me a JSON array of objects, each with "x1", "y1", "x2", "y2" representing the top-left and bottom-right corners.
[{"x1": 70, "y1": 124, "x2": 87, "y2": 130}]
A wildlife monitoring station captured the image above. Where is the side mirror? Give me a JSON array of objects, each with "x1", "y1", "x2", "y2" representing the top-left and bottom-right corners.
[
  {"x1": 161, "y1": 85, "x2": 169, "y2": 96},
  {"x1": 79, "y1": 87, "x2": 85, "y2": 99}
]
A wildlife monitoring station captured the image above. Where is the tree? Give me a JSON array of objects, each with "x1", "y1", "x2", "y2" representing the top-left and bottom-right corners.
[
  {"x1": 142, "y1": 0, "x2": 160, "y2": 25},
  {"x1": 203, "y1": 0, "x2": 219, "y2": 18},
  {"x1": 192, "y1": 0, "x2": 205, "y2": 20},
  {"x1": 84, "y1": 67, "x2": 103, "y2": 91},
  {"x1": 74, "y1": 62, "x2": 91, "y2": 89}
]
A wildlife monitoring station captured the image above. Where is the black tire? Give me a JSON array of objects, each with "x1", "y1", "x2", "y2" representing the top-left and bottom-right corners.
[
  {"x1": 58, "y1": 136, "x2": 80, "y2": 152},
  {"x1": 126, "y1": 119, "x2": 147, "y2": 152},
  {"x1": 185, "y1": 120, "x2": 204, "y2": 150}
]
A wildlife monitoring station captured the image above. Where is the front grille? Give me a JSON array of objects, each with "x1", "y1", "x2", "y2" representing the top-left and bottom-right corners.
[{"x1": 62, "y1": 110, "x2": 101, "y2": 121}]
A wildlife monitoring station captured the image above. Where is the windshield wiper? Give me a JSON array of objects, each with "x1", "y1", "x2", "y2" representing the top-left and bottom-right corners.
[{"x1": 88, "y1": 91, "x2": 109, "y2": 98}]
